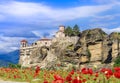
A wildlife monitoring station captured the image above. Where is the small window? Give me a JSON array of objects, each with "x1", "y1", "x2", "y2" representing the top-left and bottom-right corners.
[
  {"x1": 35, "y1": 43, "x2": 37, "y2": 45},
  {"x1": 45, "y1": 42, "x2": 47, "y2": 44}
]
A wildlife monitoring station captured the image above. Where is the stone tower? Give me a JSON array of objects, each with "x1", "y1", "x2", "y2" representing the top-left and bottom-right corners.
[
  {"x1": 55, "y1": 25, "x2": 65, "y2": 38},
  {"x1": 20, "y1": 40, "x2": 28, "y2": 47},
  {"x1": 59, "y1": 25, "x2": 65, "y2": 32}
]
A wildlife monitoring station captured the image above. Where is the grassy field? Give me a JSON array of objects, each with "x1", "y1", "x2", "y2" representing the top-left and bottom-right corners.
[{"x1": 0, "y1": 66, "x2": 120, "y2": 83}]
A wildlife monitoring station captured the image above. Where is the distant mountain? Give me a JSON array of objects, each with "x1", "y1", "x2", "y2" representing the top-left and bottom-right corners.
[
  {"x1": 0, "y1": 50, "x2": 19, "y2": 66},
  {"x1": 0, "y1": 60, "x2": 10, "y2": 67}
]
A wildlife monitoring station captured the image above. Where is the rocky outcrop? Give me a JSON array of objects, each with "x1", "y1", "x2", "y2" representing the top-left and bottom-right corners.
[
  {"x1": 109, "y1": 32, "x2": 120, "y2": 61},
  {"x1": 80, "y1": 28, "x2": 107, "y2": 43},
  {"x1": 19, "y1": 28, "x2": 120, "y2": 69},
  {"x1": 76, "y1": 28, "x2": 108, "y2": 62},
  {"x1": 76, "y1": 28, "x2": 120, "y2": 68},
  {"x1": 88, "y1": 41, "x2": 102, "y2": 62},
  {"x1": 102, "y1": 37, "x2": 112, "y2": 63}
]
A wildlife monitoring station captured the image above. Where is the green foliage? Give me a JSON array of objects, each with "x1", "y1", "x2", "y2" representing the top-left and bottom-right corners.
[
  {"x1": 86, "y1": 49, "x2": 91, "y2": 62},
  {"x1": 73, "y1": 24, "x2": 80, "y2": 36},
  {"x1": 114, "y1": 55, "x2": 120, "y2": 67},
  {"x1": 86, "y1": 49, "x2": 91, "y2": 58},
  {"x1": 64, "y1": 26, "x2": 73, "y2": 36},
  {"x1": 64, "y1": 24, "x2": 80, "y2": 36},
  {"x1": 9, "y1": 63, "x2": 21, "y2": 69},
  {"x1": 66, "y1": 44, "x2": 74, "y2": 51}
]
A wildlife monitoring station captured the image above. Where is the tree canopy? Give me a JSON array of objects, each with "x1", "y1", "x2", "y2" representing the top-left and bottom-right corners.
[
  {"x1": 64, "y1": 24, "x2": 80, "y2": 37},
  {"x1": 73, "y1": 24, "x2": 80, "y2": 36},
  {"x1": 64, "y1": 26, "x2": 73, "y2": 36}
]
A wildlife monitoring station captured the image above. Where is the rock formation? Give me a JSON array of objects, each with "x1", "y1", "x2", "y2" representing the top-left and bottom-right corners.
[{"x1": 19, "y1": 28, "x2": 120, "y2": 70}]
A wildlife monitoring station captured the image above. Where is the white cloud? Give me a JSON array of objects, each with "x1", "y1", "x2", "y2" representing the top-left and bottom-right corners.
[
  {"x1": 102, "y1": 26, "x2": 120, "y2": 34},
  {"x1": 92, "y1": 0, "x2": 120, "y2": 4},
  {"x1": 0, "y1": 1, "x2": 116, "y2": 23},
  {"x1": 89, "y1": 22, "x2": 119, "y2": 28},
  {"x1": 90, "y1": 14, "x2": 120, "y2": 23},
  {"x1": 0, "y1": 1, "x2": 119, "y2": 53},
  {"x1": 31, "y1": 31, "x2": 41, "y2": 37},
  {"x1": 0, "y1": 35, "x2": 37, "y2": 53},
  {"x1": 31, "y1": 29, "x2": 57, "y2": 38}
]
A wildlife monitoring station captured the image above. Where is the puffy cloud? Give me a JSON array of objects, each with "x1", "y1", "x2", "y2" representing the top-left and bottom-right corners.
[
  {"x1": 0, "y1": 34, "x2": 37, "y2": 53},
  {"x1": 0, "y1": 1, "x2": 116, "y2": 23},
  {"x1": 0, "y1": 28, "x2": 57, "y2": 53}
]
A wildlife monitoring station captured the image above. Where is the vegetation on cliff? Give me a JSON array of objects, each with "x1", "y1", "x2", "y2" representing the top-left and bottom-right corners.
[
  {"x1": 114, "y1": 55, "x2": 120, "y2": 67},
  {"x1": 64, "y1": 24, "x2": 80, "y2": 36}
]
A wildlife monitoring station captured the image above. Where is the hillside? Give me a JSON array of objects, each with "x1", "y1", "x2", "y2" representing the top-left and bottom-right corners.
[{"x1": 0, "y1": 50, "x2": 19, "y2": 66}]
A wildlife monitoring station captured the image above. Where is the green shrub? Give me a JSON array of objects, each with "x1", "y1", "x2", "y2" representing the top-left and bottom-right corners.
[
  {"x1": 86, "y1": 49, "x2": 91, "y2": 62},
  {"x1": 9, "y1": 63, "x2": 21, "y2": 69},
  {"x1": 114, "y1": 55, "x2": 120, "y2": 67}
]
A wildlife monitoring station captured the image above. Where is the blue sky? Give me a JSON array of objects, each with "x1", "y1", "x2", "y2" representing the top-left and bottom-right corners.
[{"x1": 0, "y1": 0, "x2": 120, "y2": 53}]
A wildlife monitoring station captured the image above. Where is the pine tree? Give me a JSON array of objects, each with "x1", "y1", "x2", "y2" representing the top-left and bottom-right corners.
[
  {"x1": 73, "y1": 24, "x2": 80, "y2": 36},
  {"x1": 64, "y1": 26, "x2": 73, "y2": 36}
]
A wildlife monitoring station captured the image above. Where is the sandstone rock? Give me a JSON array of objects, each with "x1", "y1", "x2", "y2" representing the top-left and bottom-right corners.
[
  {"x1": 80, "y1": 28, "x2": 107, "y2": 43},
  {"x1": 19, "y1": 28, "x2": 120, "y2": 70},
  {"x1": 88, "y1": 41, "x2": 102, "y2": 62}
]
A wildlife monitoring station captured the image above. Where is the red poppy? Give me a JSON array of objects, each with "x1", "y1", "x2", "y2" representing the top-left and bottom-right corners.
[
  {"x1": 66, "y1": 74, "x2": 72, "y2": 82},
  {"x1": 52, "y1": 80, "x2": 64, "y2": 83},
  {"x1": 44, "y1": 80, "x2": 49, "y2": 83},
  {"x1": 114, "y1": 71, "x2": 120, "y2": 79},
  {"x1": 72, "y1": 78, "x2": 82, "y2": 83}
]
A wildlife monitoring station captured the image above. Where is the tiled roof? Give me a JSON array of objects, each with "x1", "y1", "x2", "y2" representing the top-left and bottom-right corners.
[
  {"x1": 39, "y1": 38, "x2": 52, "y2": 41},
  {"x1": 21, "y1": 40, "x2": 27, "y2": 42}
]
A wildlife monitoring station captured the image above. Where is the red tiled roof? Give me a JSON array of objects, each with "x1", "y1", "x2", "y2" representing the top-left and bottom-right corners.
[
  {"x1": 39, "y1": 38, "x2": 52, "y2": 41},
  {"x1": 21, "y1": 40, "x2": 27, "y2": 42}
]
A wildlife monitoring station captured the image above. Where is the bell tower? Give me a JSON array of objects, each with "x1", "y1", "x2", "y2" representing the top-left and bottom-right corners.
[
  {"x1": 59, "y1": 25, "x2": 65, "y2": 32},
  {"x1": 20, "y1": 40, "x2": 28, "y2": 47}
]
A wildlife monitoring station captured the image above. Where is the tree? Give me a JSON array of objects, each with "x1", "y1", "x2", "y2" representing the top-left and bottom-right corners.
[
  {"x1": 73, "y1": 24, "x2": 80, "y2": 36},
  {"x1": 64, "y1": 25, "x2": 80, "y2": 37},
  {"x1": 64, "y1": 26, "x2": 73, "y2": 36}
]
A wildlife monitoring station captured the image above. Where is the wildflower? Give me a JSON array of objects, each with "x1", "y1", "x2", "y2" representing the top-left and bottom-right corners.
[
  {"x1": 93, "y1": 65, "x2": 97, "y2": 69},
  {"x1": 52, "y1": 80, "x2": 64, "y2": 83},
  {"x1": 54, "y1": 74, "x2": 63, "y2": 80},
  {"x1": 33, "y1": 66, "x2": 40, "y2": 78},
  {"x1": 114, "y1": 71, "x2": 120, "y2": 79},
  {"x1": 95, "y1": 73, "x2": 99, "y2": 77},
  {"x1": 35, "y1": 66, "x2": 40, "y2": 74},
  {"x1": 114, "y1": 67, "x2": 120, "y2": 72},
  {"x1": 82, "y1": 79, "x2": 86, "y2": 82},
  {"x1": 72, "y1": 77, "x2": 82, "y2": 83},
  {"x1": 70, "y1": 70, "x2": 74, "y2": 75},
  {"x1": 65, "y1": 74, "x2": 72, "y2": 82},
  {"x1": 44, "y1": 79, "x2": 49, "y2": 83}
]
